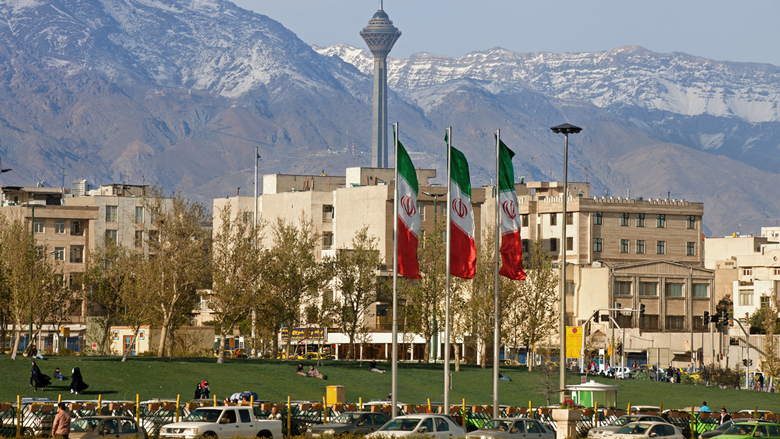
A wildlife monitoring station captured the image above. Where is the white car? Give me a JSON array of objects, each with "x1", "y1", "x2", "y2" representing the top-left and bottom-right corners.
[
  {"x1": 588, "y1": 415, "x2": 668, "y2": 439},
  {"x1": 367, "y1": 414, "x2": 466, "y2": 438},
  {"x1": 159, "y1": 406, "x2": 282, "y2": 439},
  {"x1": 466, "y1": 418, "x2": 553, "y2": 439},
  {"x1": 612, "y1": 422, "x2": 684, "y2": 439}
]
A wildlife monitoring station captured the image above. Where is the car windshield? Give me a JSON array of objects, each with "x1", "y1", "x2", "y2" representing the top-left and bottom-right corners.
[
  {"x1": 481, "y1": 420, "x2": 513, "y2": 431},
  {"x1": 616, "y1": 423, "x2": 652, "y2": 435},
  {"x1": 723, "y1": 424, "x2": 754, "y2": 436},
  {"x1": 331, "y1": 413, "x2": 361, "y2": 424},
  {"x1": 71, "y1": 418, "x2": 101, "y2": 432},
  {"x1": 380, "y1": 418, "x2": 420, "y2": 431},
  {"x1": 184, "y1": 408, "x2": 222, "y2": 423},
  {"x1": 612, "y1": 417, "x2": 642, "y2": 426}
]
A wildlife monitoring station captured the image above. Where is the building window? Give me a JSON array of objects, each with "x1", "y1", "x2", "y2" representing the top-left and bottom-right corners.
[
  {"x1": 105, "y1": 230, "x2": 118, "y2": 244},
  {"x1": 550, "y1": 213, "x2": 557, "y2": 226},
  {"x1": 614, "y1": 281, "x2": 632, "y2": 296},
  {"x1": 55, "y1": 220, "x2": 66, "y2": 234},
  {"x1": 242, "y1": 212, "x2": 252, "y2": 224},
  {"x1": 549, "y1": 238, "x2": 558, "y2": 253},
  {"x1": 620, "y1": 239, "x2": 629, "y2": 253},
  {"x1": 687, "y1": 242, "x2": 696, "y2": 256},
  {"x1": 738, "y1": 290, "x2": 753, "y2": 306},
  {"x1": 566, "y1": 212, "x2": 573, "y2": 225},
  {"x1": 521, "y1": 214, "x2": 529, "y2": 227},
  {"x1": 639, "y1": 314, "x2": 659, "y2": 330},
  {"x1": 656, "y1": 214, "x2": 666, "y2": 228},
  {"x1": 70, "y1": 221, "x2": 82, "y2": 236},
  {"x1": 636, "y1": 213, "x2": 645, "y2": 227},
  {"x1": 665, "y1": 283, "x2": 683, "y2": 297},
  {"x1": 70, "y1": 246, "x2": 83, "y2": 263},
  {"x1": 665, "y1": 316, "x2": 685, "y2": 331},
  {"x1": 522, "y1": 239, "x2": 530, "y2": 253},
  {"x1": 565, "y1": 281, "x2": 575, "y2": 295},
  {"x1": 417, "y1": 202, "x2": 425, "y2": 221},
  {"x1": 638, "y1": 282, "x2": 658, "y2": 296},
  {"x1": 657, "y1": 240, "x2": 666, "y2": 254},
  {"x1": 566, "y1": 237, "x2": 573, "y2": 251},
  {"x1": 134, "y1": 230, "x2": 143, "y2": 248},
  {"x1": 54, "y1": 247, "x2": 65, "y2": 261},
  {"x1": 34, "y1": 219, "x2": 44, "y2": 234},
  {"x1": 636, "y1": 240, "x2": 645, "y2": 254},
  {"x1": 323, "y1": 232, "x2": 333, "y2": 249},
  {"x1": 693, "y1": 284, "x2": 709, "y2": 298},
  {"x1": 687, "y1": 215, "x2": 696, "y2": 229},
  {"x1": 323, "y1": 205, "x2": 334, "y2": 222},
  {"x1": 774, "y1": 268, "x2": 780, "y2": 276},
  {"x1": 106, "y1": 205, "x2": 118, "y2": 223},
  {"x1": 594, "y1": 212, "x2": 603, "y2": 225},
  {"x1": 620, "y1": 212, "x2": 629, "y2": 226},
  {"x1": 742, "y1": 268, "x2": 753, "y2": 277},
  {"x1": 617, "y1": 314, "x2": 633, "y2": 328},
  {"x1": 761, "y1": 296, "x2": 772, "y2": 308},
  {"x1": 135, "y1": 206, "x2": 144, "y2": 223},
  {"x1": 593, "y1": 238, "x2": 603, "y2": 253}
]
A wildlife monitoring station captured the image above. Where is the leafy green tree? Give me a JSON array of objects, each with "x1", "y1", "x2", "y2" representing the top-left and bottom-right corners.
[
  {"x1": 757, "y1": 304, "x2": 780, "y2": 390},
  {"x1": 210, "y1": 202, "x2": 264, "y2": 364},
  {"x1": 326, "y1": 226, "x2": 383, "y2": 360}
]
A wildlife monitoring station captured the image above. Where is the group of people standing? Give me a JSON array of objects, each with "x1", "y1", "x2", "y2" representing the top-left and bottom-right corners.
[{"x1": 29, "y1": 362, "x2": 89, "y2": 394}]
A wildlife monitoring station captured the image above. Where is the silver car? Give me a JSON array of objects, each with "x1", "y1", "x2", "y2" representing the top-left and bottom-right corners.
[
  {"x1": 588, "y1": 416, "x2": 668, "y2": 439},
  {"x1": 466, "y1": 418, "x2": 553, "y2": 439}
]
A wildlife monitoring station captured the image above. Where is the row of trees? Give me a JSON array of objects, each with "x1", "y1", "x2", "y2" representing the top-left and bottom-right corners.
[{"x1": 0, "y1": 186, "x2": 560, "y2": 366}]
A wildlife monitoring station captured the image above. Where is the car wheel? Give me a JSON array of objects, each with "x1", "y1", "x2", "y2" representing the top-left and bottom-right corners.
[
  {"x1": 202, "y1": 432, "x2": 218, "y2": 439},
  {"x1": 257, "y1": 430, "x2": 273, "y2": 438}
]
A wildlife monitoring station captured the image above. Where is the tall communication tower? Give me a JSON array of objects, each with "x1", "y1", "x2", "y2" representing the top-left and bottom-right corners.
[{"x1": 360, "y1": 0, "x2": 401, "y2": 168}]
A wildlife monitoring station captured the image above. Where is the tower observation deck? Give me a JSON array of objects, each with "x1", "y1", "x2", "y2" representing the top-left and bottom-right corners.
[{"x1": 360, "y1": 1, "x2": 401, "y2": 168}]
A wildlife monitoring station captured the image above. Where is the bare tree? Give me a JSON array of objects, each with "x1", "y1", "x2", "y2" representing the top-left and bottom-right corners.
[
  {"x1": 211, "y1": 203, "x2": 264, "y2": 364},
  {"x1": 82, "y1": 242, "x2": 128, "y2": 355},
  {"x1": 1, "y1": 214, "x2": 39, "y2": 360},
  {"x1": 326, "y1": 226, "x2": 382, "y2": 360},
  {"x1": 758, "y1": 304, "x2": 780, "y2": 391},
  {"x1": 142, "y1": 187, "x2": 211, "y2": 357}
]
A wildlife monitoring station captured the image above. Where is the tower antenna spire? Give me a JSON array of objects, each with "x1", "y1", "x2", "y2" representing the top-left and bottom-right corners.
[{"x1": 379, "y1": 0, "x2": 383, "y2": 10}]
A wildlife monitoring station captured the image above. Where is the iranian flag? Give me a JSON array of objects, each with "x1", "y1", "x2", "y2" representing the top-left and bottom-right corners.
[
  {"x1": 396, "y1": 138, "x2": 421, "y2": 279},
  {"x1": 498, "y1": 139, "x2": 527, "y2": 280},
  {"x1": 449, "y1": 144, "x2": 476, "y2": 279}
]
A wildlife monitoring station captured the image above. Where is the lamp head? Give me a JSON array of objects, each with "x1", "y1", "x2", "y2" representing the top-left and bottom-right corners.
[{"x1": 550, "y1": 123, "x2": 582, "y2": 134}]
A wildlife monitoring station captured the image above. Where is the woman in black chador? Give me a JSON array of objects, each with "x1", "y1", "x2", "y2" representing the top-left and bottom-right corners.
[
  {"x1": 30, "y1": 361, "x2": 51, "y2": 391},
  {"x1": 70, "y1": 367, "x2": 89, "y2": 395}
]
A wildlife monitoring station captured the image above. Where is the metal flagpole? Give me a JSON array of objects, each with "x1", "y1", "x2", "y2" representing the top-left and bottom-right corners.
[
  {"x1": 391, "y1": 122, "x2": 399, "y2": 418},
  {"x1": 252, "y1": 146, "x2": 259, "y2": 356},
  {"x1": 493, "y1": 130, "x2": 500, "y2": 418},
  {"x1": 444, "y1": 126, "x2": 452, "y2": 412}
]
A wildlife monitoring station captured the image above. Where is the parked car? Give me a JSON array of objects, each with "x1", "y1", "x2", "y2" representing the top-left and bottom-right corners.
[
  {"x1": 588, "y1": 415, "x2": 669, "y2": 439},
  {"x1": 719, "y1": 421, "x2": 780, "y2": 439},
  {"x1": 612, "y1": 422, "x2": 685, "y2": 439},
  {"x1": 306, "y1": 412, "x2": 390, "y2": 437},
  {"x1": 466, "y1": 417, "x2": 553, "y2": 439},
  {"x1": 70, "y1": 416, "x2": 147, "y2": 439},
  {"x1": 367, "y1": 414, "x2": 466, "y2": 438},
  {"x1": 159, "y1": 406, "x2": 282, "y2": 439}
]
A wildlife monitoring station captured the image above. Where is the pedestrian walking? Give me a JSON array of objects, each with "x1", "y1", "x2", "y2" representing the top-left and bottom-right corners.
[
  {"x1": 52, "y1": 402, "x2": 71, "y2": 439},
  {"x1": 70, "y1": 367, "x2": 89, "y2": 395},
  {"x1": 30, "y1": 361, "x2": 51, "y2": 391}
]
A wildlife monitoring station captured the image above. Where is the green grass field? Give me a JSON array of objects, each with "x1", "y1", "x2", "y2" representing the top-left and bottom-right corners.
[{"x1": 3, "y1": 356, "x2": 778, "y2": 413}]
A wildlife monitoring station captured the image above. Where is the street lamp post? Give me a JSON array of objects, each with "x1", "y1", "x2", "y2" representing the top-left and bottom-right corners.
[{"x1": 550, "y1": 123, "x2": 582, "y2": 401}]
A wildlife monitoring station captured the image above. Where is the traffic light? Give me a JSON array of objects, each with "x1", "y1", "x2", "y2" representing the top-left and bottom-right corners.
[
  {"x1": 640, "y1": 303, "x2": 646, "y2": 317},
  {"x1": 743, "y1": 359, "x2": 748, "y2": 367},
  {"x1": 750, "y1": 359, "x2": 753, "y2": 366},
  {"x1": 704, "y1": 311, "x2": 710, "y2": 324},
  {"x1": 711, "y1": 313, "x2": 720, "y2": 324}
]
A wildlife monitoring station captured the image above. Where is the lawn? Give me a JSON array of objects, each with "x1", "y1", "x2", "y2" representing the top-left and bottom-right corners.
[{"x1": 3, "y1": 356, "x2": 778, "y2": 412}]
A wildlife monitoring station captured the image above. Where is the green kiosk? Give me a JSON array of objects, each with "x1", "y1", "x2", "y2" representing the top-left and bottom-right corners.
[{"x1": 566, "y1": 380, "x2": 618, "y2": 408}]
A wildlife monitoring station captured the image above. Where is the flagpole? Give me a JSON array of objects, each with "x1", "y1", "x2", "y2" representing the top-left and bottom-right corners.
[
  {"x1": 444, "y1": 126, "x2": 452, "y2": 413},
  {"x1": 392, "y1": 122, "x2": 399, "y2": 418},
  {"x1": 493, "y1": 130, "x2": 500, "y2": 418}
]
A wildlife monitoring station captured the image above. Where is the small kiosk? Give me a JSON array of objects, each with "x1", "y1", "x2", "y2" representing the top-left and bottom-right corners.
[{"x1": 566, "y1": 380, "x2": 618, "y2": 408}]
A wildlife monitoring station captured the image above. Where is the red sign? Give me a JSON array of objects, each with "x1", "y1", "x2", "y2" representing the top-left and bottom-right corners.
[
  {"x1": 502, "y1": 200, "x2": 516, "y2": 219},
  {"x1": 400, "y1": 196, "x2": 417, "y2": 216},
  {"x1": 452, "y1": 198, "x2": 469, "y2": 218}
]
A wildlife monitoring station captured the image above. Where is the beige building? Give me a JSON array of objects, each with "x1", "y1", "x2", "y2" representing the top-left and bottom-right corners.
[{"x1": 109, "y1": 325, "x2": 215, "y2": 356}]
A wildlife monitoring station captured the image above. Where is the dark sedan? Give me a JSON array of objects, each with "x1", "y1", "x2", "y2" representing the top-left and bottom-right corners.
[{"x1": 306, "y1": 412, "x2": 390, "y2": 437}]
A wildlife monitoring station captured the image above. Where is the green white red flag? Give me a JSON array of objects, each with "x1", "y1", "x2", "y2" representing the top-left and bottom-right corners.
[
  {"x1": 498, "y1": 138, "x2": 526, "y2": 280},
  {"x1": 449, "y1": 141, "x2": 476, "y2": 279},
  {"x1": 396, "y1": 136, "x2": 421, "y2": 279}
]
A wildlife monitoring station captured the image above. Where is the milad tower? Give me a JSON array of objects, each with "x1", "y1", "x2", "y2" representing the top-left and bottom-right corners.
[{"x1": 360, "y1": 0, "x2": 401, "y2": 168}]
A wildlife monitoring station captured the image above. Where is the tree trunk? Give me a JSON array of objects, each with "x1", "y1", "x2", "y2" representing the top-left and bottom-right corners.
[
  {"x1": 121, "y1": 328, "x2": 140, "y2": 363},
  {"x1": 272, "y1": 329, "x2": 279, "y2": 359},
  {"x1": 11, "y1": 328, "x2": 20, "y2": 360},
  {"x1": 423, "y1": 336, "x2": 430, "y2": 363},
  {"x1": 98, "y1": 316, "x2": 111, "y2": 355},
  {"x1": 217, "y1": 333, "x2": 226, "y2": 364},
  {"x1": 454, "y1": 342, "x2": 461, "y2": 372},
  {"x1": 157, "y1": 323, "x2": 169, "y2": 357},
  {"x1": 480, "y1": 340, "x2": 487, "y2": 369}
]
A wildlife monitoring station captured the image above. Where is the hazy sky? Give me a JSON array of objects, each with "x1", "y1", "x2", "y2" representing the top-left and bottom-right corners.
[{"x1": 233, "y1": 0, "x2": 780, "y2": 66}]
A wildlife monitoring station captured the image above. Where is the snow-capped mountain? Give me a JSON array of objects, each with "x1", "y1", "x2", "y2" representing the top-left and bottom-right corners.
[
  {"x1": 316, "y1": 44, "x2": 780, "y2": 173},
  {"x1": 0, "y1": 0, "x2": 779, "y2": 236}
]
